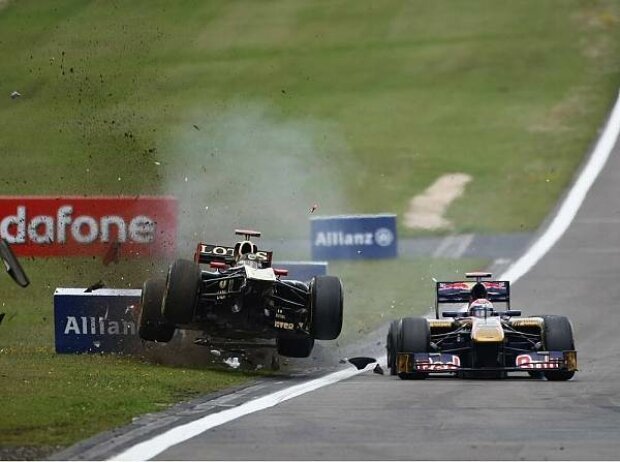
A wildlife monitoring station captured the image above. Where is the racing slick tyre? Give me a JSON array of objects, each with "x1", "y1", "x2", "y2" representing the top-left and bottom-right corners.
[
  {"x1": 541, "y1": 315, "x2": 575, "y2": 381},
  {"x1": 277, "y1": 335, "x2": 315, "y2": 358},
  {"x1": 162, "y1": 259, "x2": 201, "y2": 325},
  {"x1": 138, "y1": 278, "x2": 175, "y2": 343},
  {"x1": 309, "y1": 276, "x2": 343, "y2": 341},
  {"x1": 398, "y1": 317, "x2": 430, "y2": 380},
  {"x1": 387, "y1": 320, "x2": 399, "y2": 376}
]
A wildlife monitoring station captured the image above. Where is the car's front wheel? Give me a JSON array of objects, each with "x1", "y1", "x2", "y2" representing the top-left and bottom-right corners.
[
  {"x1": 541, "y1": 315, "x2": 575, "y2": 381},
  {"x1": 277, "y1": 336, "x2": 315, "y2": 358},
  {"x1": 387, "y1": 320, "x2": 399, "y2": 376},
  {"x1": 138, "y1": 278, "x2": 175, "y2": 342},
  {"x1": 398, "y1": 317, "x2": 430, "y2": 380},
  {"x1": 309, "y1": 276, "x2": 343, "y2": 340},
  {"x1": 162, "y1": 259, "x2": 201, "y2": 325}
]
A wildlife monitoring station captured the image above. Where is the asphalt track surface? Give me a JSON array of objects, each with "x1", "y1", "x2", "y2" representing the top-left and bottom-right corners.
[{"x1": 143, "y1": 121, "x2": 620, "y2": 459}]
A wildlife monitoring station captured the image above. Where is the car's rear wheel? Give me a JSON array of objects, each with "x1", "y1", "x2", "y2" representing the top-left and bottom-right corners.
[
  {"x1": 398, "y1": 317, "x2": 430, "y2": 380},
  {"x1": 162, "y1": 259, "x2": 202, "y2": 325},
  {"x1": 541, "y1": 315, "x2": 575, "y2": 381},
  {"x1": 387, "y1": 320, "x2": 399, "y2": 376},
  {"x1": 309, "y1": 276, "x2": 343, "y2": 340},
  {"x1": 277, "y1": 336, "x2": 315, "y2": 358},
  {"x1": 138, "y1": 278, "x2": 175, "y2": 342}
]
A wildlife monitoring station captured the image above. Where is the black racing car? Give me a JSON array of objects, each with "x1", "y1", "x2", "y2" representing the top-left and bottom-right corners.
[
  {"x1": 387, "y1": 272, "x2": 577, "y2": 380},
  {"x1": 138, "y1": 230, "x2": 343, "y2": 358}
]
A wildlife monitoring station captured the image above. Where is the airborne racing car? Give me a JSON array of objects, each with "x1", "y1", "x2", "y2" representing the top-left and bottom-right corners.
[
  {"x1": 138, "y1": 230, "x2": 343, "y2": 358},
  {"x1": 387, "y1": 272, "x2": 577, "y2": 380}
]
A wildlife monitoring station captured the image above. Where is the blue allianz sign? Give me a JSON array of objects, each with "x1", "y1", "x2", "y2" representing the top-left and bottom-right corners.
[
  {"x1": 54, "y1": 288, "x2": 142, "y2": 353},
  {"x1": 310, "y1": 214, "x2": 397, "y2": 260}
]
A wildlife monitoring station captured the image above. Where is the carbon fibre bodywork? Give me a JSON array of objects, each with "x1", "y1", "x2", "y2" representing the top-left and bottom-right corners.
[{"x1": 390, "y1": 273, "x2": 577, "y2": 379}]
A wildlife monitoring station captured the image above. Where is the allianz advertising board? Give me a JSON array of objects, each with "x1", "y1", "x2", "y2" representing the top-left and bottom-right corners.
[
  {"x1": 54, "y1": 288, "x2": 142, "y2": 354},
  {"x1": 310, "y1": 214, "x2": 397, "y2": 260}
]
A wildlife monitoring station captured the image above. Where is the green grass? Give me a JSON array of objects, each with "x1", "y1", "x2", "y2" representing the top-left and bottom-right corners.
[
  {"x1": 1, "y1": 0, "x2": 620, "y2": 454},
  {"x1": 0, "y1": 348, "x2": 252, "y2": 447},
  {"x1": 334, "y1": 257, "x2": 489, "y2": 342},
  {"x1": 1, "y1": 1, "x2": 620, "y2": 239}
]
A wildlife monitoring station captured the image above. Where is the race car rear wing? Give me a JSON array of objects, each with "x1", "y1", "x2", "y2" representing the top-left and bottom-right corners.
[
  {"x1": 194, "y1": 243, "x2": 273, "y2": 268},
  {"x1": 435, "y1": 280, "x2": 510, "y2": 318}
]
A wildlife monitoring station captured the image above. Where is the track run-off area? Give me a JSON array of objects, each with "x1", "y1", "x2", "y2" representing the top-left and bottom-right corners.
[{"x1": 61, "y1": 91, "x2": 620, "y2": 461}]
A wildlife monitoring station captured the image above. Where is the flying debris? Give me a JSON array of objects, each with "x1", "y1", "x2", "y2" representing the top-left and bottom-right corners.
[
  {"x1": 224, "y1": 357, "x2": 241, "y2": 369},
  {"x1": 348, "y1": 356, "x2": 377, "y2": 370},
  {"x1": 103, "y1": 241, "x2": 121, "y2": 266},
  {"x1": 85, "y1": 280, "x2": 105, "y2": 293}
]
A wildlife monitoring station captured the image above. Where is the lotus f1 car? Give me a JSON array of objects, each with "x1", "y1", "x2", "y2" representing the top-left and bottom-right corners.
[
  {"x1": 387, "y1": 272, "x2": 577, "y2": 380},
  {"x1": 138, "y1": 230, "x2": 343, "y2": 358}
]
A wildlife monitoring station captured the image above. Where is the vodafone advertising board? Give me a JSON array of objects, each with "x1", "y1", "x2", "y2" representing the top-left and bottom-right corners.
[{"x1": 0, "y1": 196, "x2": 177, "y2": 257}]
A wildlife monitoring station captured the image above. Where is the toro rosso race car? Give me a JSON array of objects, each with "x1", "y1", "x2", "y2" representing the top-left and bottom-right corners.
[
  {"x1": 138, "y1": 230, "x2": 343, "y2": 358},
  {"x1": 387, "y1": 272, "x2": 577, "y2": 380}
]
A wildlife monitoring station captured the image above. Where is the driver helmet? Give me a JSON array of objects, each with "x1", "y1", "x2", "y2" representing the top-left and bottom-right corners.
[
  {"x1": 234, "y1": 240, "x2": 258, "y2": 259},
  {"x1": 468, "y1": 298, "x2": 495, "y2": 317},
  {"x1": 469, "y1": 282, "x2": 488, "y2": 302}
]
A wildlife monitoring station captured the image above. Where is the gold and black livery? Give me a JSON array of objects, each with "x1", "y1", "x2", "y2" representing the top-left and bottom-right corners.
[{"x1": 386, "y1": 272, "x2": 577, "y2": 380}]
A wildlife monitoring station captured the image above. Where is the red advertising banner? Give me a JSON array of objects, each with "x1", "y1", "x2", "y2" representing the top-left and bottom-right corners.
[{"x1": 0, "y1": 196, "x2": 177, "y2": 258}]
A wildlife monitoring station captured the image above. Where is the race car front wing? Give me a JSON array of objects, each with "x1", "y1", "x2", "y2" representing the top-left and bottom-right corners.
[{"x1": 396, "y1": 351, "x2": 577, "y2": 374}]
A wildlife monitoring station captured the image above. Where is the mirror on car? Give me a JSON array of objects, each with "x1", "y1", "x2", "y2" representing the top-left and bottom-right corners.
[
  {"x1": 0, "y1": 239, "x2": 30, "y2": 288},
  {"x1": 502, "y1": 310, "x2": 522, "y2": 317},
  {"x1": 442, "y1": 310, "x2": 462, "y2": 318}
]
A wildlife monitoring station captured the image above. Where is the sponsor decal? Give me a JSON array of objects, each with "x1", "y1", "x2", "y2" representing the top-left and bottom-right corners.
[
  {"x1": 54, "y1": 288, "x2": 142, "y2": 353},
  {"x1": 310, "y1": 214, "x2": 398, "y2": 260},
  {"x1": 516, "y1": 353, "x2": 562, "y2": 369},
  {"x1": 274, "y1": 308, "x2": 295, "y2": 330},
  {"x1": 63, "y1": 316, "x2": 136, "y2": 336},
  {"x1": 414, "y1": 353, "x2": 461, "y2": 371},
  {"x1": 314, "y1": 231, "x2": 374, "y2": 247},
  {"x1": 374, "y1": 227, "x2": 395, "y2": 247},
  {"x1": 0, "y1": 196, "x2": 177, "y2": 257},
  {"x1": 274, "y1": 320, "x2": 295, "y2": 330}
]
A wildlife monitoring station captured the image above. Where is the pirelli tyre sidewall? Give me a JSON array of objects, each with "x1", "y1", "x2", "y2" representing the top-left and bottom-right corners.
[
  {"x1": 276, "y1": 335, "x2": 315, "y2": 358},
  {"x1": 387, "y1": 320, "x2": 400, "y2": 376},
  {"x1": 398, "y1": 317, "x2": 430, "y2": 380},
  {"x1": 541, "y1": 315, "x2": 575, "y2": 381},
  {"x1": 309, "y1": 275, "x2": 343, "y2": 341},
  {"x1": 162, "y1": 259, "x2": 202, "y2": 325},
  {"x1": 138, "y1": 278, "x2": 175, "y2": 343}
]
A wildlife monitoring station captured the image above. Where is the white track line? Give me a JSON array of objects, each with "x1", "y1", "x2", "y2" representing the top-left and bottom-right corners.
[
  {"x1": 501, "y1": 91, "x2": 620, "y2": 283},
  {"x1": 111, "y1": 364, "x2": 377, "y2": 461},
  {"x1": 110, "y1": 91, "x2": 620, "y2": 461}
]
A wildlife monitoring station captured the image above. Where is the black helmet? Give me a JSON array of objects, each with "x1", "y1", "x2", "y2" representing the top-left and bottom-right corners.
[{"x1": 470, "y1": 282, "x2": 487, "y2": 301}]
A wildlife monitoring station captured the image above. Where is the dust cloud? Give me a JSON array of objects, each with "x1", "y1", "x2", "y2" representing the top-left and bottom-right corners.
[{"x1": 160, "y1": 101, "x2": 351, "y2": 256}]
